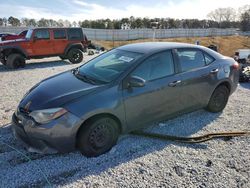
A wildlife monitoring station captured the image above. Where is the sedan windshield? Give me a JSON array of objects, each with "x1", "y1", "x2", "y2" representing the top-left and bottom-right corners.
[{"x1": 77, "y1": 49, "x2": 143, "y2": 83}]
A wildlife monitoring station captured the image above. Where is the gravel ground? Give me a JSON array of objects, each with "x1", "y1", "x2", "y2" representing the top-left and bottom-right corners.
[{"x1": 0, "y1": 56, "x2": 249, "y2": 188}]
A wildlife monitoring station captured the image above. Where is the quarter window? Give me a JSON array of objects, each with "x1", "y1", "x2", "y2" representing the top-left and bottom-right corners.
[
  {"x1": 67, "y1": 28, "x2": 83, "y2": 40},
  {"x1": 177, "y1": 49, "x2": 205, "y2": 72},
  {"x1": 204, "y1": 53, "x2": 215, "y2": 65},
  {"x1": 34, "y1": 29, "x2": 50, "y2": 40},
  {"x1": 53, "y1": 29, "x2": 66, "y2": 39},
  {"x1": 132, "y1": 51, "x2": 175, "y2": 81}
]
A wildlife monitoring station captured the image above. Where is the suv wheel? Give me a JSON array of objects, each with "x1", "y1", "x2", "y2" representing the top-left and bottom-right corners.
[
  {"x1": 59, "y1": 55, "x2": 67, "y2": 60},
  {"x1": 6, "y1": 53, "x2": 25, "y2": 69},
  {"x1": 68, "y1": 48, "x2": 83, "y2": 64},
  {"x1": 206, "y1": 85, "x2": 229, "y2": 113},
  {"x1": 0, "y1": 59, "x2": 6, "y2": 65},
  {"x1": 77, "y1": 117, "x2": 119, "y2": 157}
]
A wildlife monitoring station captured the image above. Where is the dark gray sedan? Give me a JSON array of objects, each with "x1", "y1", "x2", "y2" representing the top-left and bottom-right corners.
[{"x1": 12, "y1": 42, "x2": 239, "y2": 157}]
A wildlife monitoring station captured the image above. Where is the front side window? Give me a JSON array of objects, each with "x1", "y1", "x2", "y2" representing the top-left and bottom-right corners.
[
  {"x1": 132, "y1": 51, "x2": 174, "y2": 81},
  {"x1": 78, "y1": 49, "x2": 143, "y2": 83},
  {"x1": 34, "y1": 29, "x2": 50, "y2": 40},
  {"x1": 177, "y1": 49, "x2": 205, "y2": 72},
  {"x1": 53, "y1": 29, "x2": 66, "y2": 39},
  {"x1": 25, "y1": 29, "x2": 33, "y2": 39}
]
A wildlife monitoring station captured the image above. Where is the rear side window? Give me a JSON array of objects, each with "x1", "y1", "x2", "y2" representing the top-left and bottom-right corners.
[
  {"x1": 176, "y1": 49, "x2": 205, "y2": 72},
  {"x1": 34, "y1": 29, "x2": 50, "y2": 40},
  {"x1": 53, "y1": 29, "x2": 66, "y2": 39},
  {"x1": 132, "y1": 51, "x2": 174, "y2": 81},
  {"x1": 67, "y1": 28, "x2": 83, "y2": 40},
  {"x1": 204, "y1": 53, "x2": 215, "y2": 65}
]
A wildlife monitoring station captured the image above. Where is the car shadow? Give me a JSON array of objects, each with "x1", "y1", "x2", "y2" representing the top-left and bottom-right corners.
[
  {"x1": 0, "y1": 60, "x2": 71, "y2": 72},
  {"x1": 239, "y1": 82, "x2": 250, "y2": 90},
  {"x1": 0, "y1": 109, "x2": 222, "y2": 186}
]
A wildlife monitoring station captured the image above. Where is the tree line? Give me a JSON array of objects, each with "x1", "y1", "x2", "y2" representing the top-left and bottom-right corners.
[{"x1": 0, "y1": 6, "x2": 249, "y2": 31}]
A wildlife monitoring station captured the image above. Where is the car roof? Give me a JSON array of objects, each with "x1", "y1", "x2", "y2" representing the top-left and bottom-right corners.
[
  {"x1": 32, "y1": 27, "x2": 82, "y2": 30},
  {"x1": 117, "y1": 42, "x2": 224, "y2": 59}
]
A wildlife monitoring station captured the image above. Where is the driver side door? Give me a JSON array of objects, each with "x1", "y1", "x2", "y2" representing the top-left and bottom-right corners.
[
  {"x1": 31, "y1": 29, "x2": 54, "y2": 56},
  {"x1": 122, "y1": 50, "x2": 183, "y2": 131}
]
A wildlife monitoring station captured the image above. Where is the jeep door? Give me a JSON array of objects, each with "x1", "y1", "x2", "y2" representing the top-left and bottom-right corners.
[
  {"x1": 122, "y1": 50, "x2": 183, "y2": 130},
  {"x1": 52, "y1": 29, "x2": 67, "y2": 54},
  {"x1": 31, "y1": 29, "x2": 54, "y2": 56}
]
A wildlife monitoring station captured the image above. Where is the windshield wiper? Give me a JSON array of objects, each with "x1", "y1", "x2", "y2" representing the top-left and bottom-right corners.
[{"x1": 72, "y1": 68, "x2": 105, "y2": 85}]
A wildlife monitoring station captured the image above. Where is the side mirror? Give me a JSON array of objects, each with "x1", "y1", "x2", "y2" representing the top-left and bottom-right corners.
[
  {"x1": 33, "y1": 36, "x2": 37, "y2": 41},
  {"x1": 128, "y1": 76, "x2": 146, "y2": 88}
]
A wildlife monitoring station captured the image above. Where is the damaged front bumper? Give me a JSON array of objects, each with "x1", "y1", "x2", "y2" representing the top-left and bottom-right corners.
[{"x1": 11, "y1": 110, "x2": 82, "y2": 154}]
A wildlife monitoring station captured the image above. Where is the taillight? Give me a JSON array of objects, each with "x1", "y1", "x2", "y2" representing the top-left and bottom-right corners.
[{"x1": 232, "y1": 61, "x2": 239, "y2": 70}]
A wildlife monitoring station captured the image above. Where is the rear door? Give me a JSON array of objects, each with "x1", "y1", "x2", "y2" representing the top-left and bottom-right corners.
[
  {"x1": 31, "y1": 29, "x2": 54, "y2": 56},
  {"x1": 52, "y1": 29, "x2": 67, "y2": 54},
  {"x1": 174, "y1": 48, "x2": 219, "y2": 108},
  {"x1": 122, "y1": 50, "x2": 183, "y2": 130}
]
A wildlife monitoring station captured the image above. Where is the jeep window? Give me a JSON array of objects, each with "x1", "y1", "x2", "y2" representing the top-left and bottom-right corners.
[
  {"x1": 68, "y1": 28, "x2": 83, "y2": 40},
  {"x1": 53, "y1": 29, "x2": 66, "y2": 39},
  {"x1": 34, "y1": 29, "x2": 50, "y2": 40},
  {"x1": 25, "y1": 29, "x2": 33, "y2": 39}
]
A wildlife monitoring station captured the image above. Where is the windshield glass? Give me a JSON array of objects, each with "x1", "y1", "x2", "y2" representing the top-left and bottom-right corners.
[
  {"x1": 78, "y1": 49, "x2": 143, "y2": 83},
  {"x1": 25, "y1": 29, "x2": 33, "y2": 39}
]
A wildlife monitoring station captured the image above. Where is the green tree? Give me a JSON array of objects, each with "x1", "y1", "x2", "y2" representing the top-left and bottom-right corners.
[
  {"x1": 240, "y1": 8, "x2": 250, "y2": 31},
  {"x1": 8, "y1": 16, "x2": 21, "y2": 26}
]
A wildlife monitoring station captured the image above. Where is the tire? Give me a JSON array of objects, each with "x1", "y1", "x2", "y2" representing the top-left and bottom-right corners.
[
  {"x1": 59, "y1": 55, "x2": 67, "y2": 60},
  {"x1": 6, "y1": 53, "x2": 25, "y2": 69},
  {"x1": 206, "y1": 85, "x2": 230, "y2": 113},
  {"x1": 0, "y1": 59, "x2": 6, "y2": 65},
  {"x1": 77, "y1": 117, "x2": 119, "y2": 157},
  {"x1": 68, "y1": 48, "x2": 83, "y2": 64}
]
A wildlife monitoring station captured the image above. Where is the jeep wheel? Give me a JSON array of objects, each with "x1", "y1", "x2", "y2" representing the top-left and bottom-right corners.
[
  {"x1": 206, "y1": 85, "x2": 230, "y2": 113},
  {"x1": 77, "y1": 117, "x2": 119, "y2": 157},
  {"x1": 0, "y1": 58, "x2": 6, "y2": 65},
  {"x1": 59, "y1": 55, "x2": 67, "y2": 60},
  {"x1": 68, "y1": 49, "x2": 83, "y2": 64},
  {"x1": 6, "y1": 54, "x2": 25, "y2": 69}
]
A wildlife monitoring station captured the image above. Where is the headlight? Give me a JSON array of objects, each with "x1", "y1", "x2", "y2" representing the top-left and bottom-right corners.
[{"x1": 29, "y1": 108, "x2": 67, "y2": 124}]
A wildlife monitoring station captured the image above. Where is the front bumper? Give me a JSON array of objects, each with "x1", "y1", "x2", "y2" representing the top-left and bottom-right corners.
[{"x1": 12, "y1": 111, "x2": 82, "y2": 154}]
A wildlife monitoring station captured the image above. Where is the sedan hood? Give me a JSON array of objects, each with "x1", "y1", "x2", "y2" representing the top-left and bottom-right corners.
[{"x1": 19, "y1": 71, "x2": 102, "y2": 111}]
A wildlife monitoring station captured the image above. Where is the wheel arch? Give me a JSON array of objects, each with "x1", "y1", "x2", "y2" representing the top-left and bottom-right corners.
[
  {"x1": 2, "y1": 46, "x2": 27, "y2": 58},
  {"x1": 64, "y1": 43, "x2": 84, "y2": 55},
  {"x1": 215, "y1": 80, "x2": 231, "y2": 93}
]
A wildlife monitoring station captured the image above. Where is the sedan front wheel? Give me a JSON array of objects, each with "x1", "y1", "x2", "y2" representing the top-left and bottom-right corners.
[{"x1": 77, "y1": 117, "x2": 119, "y2": 157}]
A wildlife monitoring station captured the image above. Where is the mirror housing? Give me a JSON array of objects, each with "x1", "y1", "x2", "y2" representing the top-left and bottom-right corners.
[
  {"x1": 33, "y1": 36, "x2": 38, "y2": 41},
  {"x1": 127, "y1": 76, "x2": 146, "y2": 88}
]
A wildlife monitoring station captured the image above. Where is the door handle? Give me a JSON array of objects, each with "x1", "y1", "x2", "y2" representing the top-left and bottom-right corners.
[
  {"x1": 168, "y1": 80, "x2": 181, "y2": 87},
  {"x1": 210, "y1": 68, "x2": 219, "y2": 74}
]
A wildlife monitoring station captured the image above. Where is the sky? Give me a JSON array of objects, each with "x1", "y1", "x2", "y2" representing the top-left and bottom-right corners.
[{"x1": 0, "y1": 0, "x2": 249, "y2": 21}]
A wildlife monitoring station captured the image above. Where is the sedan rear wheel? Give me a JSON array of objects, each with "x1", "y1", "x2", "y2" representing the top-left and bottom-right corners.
[
  {"x1": 206, "y1": 85, "x2": 229, "y2": 113},
  {"x1": 77, "y1": 117, "x2": 119, "y2": 157}
]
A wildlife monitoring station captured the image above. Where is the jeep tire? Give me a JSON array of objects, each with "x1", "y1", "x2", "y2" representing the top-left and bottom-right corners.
[
  {"x1": 59, "y1": 55, "x2": 67, "y2": 60},
  {"x1": 0, "y1": 58, "x2": 6, "y2": 65},
  {"x1": 6, "y1": 53, "x2": 25, "y2": 69},
  {"x1": 68, "y1": 48, "x2": 83, "y2": 64}
]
